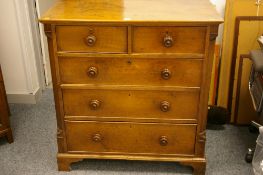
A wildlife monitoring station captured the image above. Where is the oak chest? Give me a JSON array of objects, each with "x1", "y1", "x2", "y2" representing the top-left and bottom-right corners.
[{"x1": 40, "y1": 0, "x2": 223, "y2": 174}]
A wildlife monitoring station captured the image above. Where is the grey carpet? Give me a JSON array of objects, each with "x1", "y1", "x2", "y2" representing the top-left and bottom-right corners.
[{"x1": 0, "y1": 89, "x2": 258, "y2": 175}]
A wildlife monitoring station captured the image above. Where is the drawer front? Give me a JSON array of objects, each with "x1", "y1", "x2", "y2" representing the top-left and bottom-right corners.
[
  {"x1": 56, "y1": 26, "x2": 128, "y2": 53},
  {"x1": 65, "y1": 121, "x2": 196, "y2": 155},
  {"x1": 133, "y1": 27, "x2": 207, "y2": 54},
  {"x1": 59, "y1": 57, "x2": 203, "y2": 87},
  {"x1": 63, "y1": 89, "x2": 200, "y2": 120}
]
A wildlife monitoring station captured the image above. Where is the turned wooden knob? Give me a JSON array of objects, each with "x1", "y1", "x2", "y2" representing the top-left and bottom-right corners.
[
  {"x1": 92, "y1": 134, "x2": 102, "y2": 142},
  {"x1": 85, "y1": 35, "x2": 96, "y2": 46},
  {"x1": 160, "y1": 101, "x2": 170, "y2": 112},
  {"x1": 159, "y1": 136, "x2": 168, "y2": 146},
  {"x1": 87, "y1": 67, "x2": 98, "y2": 78},
  {"x1": 89, "y1": 100, "x2": 101, "y2": 110},
  {"x1": 161, "y1": 68, "x2": 171, "y2": 80},
  {"x1": 163, "y1": 34, "x2": 174, "y2": 48}
]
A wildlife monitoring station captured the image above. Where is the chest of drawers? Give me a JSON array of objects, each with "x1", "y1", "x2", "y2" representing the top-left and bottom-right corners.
[
  {"x1": 40, "y1": 0, "x2": 222, "y2": 174},
  {"x1": 0, "y1": 65, "x2": 13, "y2": 144}
]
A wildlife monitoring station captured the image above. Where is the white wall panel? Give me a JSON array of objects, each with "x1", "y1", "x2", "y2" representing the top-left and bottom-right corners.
[{"x1": 0, "y1": 0, "x2": 42, "y2": 103}]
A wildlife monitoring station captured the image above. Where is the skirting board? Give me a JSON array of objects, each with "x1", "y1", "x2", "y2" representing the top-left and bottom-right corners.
[{"x1": 7, "y1": 88, "x2": 42, "y2": 104}]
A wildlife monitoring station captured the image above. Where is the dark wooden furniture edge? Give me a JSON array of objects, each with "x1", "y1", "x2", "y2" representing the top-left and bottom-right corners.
[{"x1": 0, "y1": 66, "x2": 13, "y2": 143}]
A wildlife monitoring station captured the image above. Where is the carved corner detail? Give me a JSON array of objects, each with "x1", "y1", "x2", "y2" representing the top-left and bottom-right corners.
[
  {"x1": 198, "y1": 131, "x2": 206, "y2": 143},
  {"x1": 210, "y1": 33, "x2": 218, "y2": 41},
  {"x1": 180, "y1": 161, "x2": 206, "y2": 175},
  {"x1": 45, "y1": 31, "x2": 52, "y2": 39},
  {"x1": 57, "y1": 128, "x2": 66, "y2": 153},
  {"x1": 57, "y1": 128, "x2": 63, "y2": 138},
  {"x1": 57, "y1": 157, "x2": 84, "y2": 171}
]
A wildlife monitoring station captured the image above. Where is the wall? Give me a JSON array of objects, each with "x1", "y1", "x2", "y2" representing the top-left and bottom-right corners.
[
  {"x1": 210, "y1": 0, "x2": 226, "y2": 44},
  {"x1": 27, "y1": 0, "x2": 46, "y2": 91},
  {"x1": 235, "y1": 21, "x2": 263, "y2": 124},
  {"x1": 218, "y1": 0, "x2": 263, "y2": 124},
  {"x1": 208, "y1": 0, "x2": 226, "y2": 105},
  {"x1": 35, "y1": 0, "x2": 58, "y2": 86},
  {"x1": 0, "y1": 0, "x2": 43, "y2": 104}
]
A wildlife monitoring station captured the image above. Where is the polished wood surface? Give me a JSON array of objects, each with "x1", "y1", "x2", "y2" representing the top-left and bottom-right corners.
[
  {"x1": 65, "y1": 121, "x2": 197, "y2": 155},
  {"x1": 63, "y1": 89, "x2": 200, "y2": 119},
  {"x1": 133, "y1": 27, "x2": 207, "y2": 54},
  {"x1": 40, "y1": 0, "x2": 222, "y2": 24},
  {"x1": 56, "y1": 26, "x2": 128, "y2": 53},
  {"x1": 59, "y1": 57, "x2": 203, "y2": 87},
  {"x1": 0, "y1": 66, "x2": 13, "y2": 143},
  {"x1": 41, "y1": 0, "x2": 222, "y2": 174}
]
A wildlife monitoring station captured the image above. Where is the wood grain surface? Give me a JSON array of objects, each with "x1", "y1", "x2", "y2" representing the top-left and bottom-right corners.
[
  {"x1": 62, "y1": 88, "x2": 200, "y2": 120},
  {"x1": 40, "y1": 0, "x2": 222, "y2": 173},
  {"x1": 40, "y1": 0, "x2": 223, "y2": 24},
  {"x1": 59, "y1": 56, "x2": 203, "y2": 87},
  {"x1": 65, "y1": 120, "x2": 197, "y2": 155},
  {"x1": 56, "y1": 26, "x2": 127, "y2": 53},
  {"x1": 133, "y1": 27, "x2": 207, "y2": 54}
]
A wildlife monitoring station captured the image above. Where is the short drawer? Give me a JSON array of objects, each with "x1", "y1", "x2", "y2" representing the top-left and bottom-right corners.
[
  {"x1": 65, "y1": 121, "x2": 197, "y2": 155},
  {"x1": 59, "y1": 57, "x2": 203, "y2": 87},
  {"x1": 63, "y1": 89, "x2": 200, "y2": 120},
  {"x1": 56, "y1": 26, "x2": 128, "y2": 53},
  {"x1": 133, "y1": 27, "x2": 207, "y2": 54}
]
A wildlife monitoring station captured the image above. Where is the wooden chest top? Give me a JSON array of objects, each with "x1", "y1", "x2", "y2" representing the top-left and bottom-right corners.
[{"x1": 40, "y1": 0, "x2": 223, "y2": 24}]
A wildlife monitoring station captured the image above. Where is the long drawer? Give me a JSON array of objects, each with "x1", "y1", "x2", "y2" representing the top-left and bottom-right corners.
[
  {"x1": 56, "y1": 26, "x2": 128, "y2": 53},
  {"x1": 59, "y1": 57, "x2": 203, "y2": 87},
  {"x1": 62, "y1": 88, "x2": 200, "y2": 120},
  {"x1": 133, "y1": 27, "x2": 207, "y2": 54},
  {"x1": 65, "y1": 120, "x2": 197, "y2": 155}
]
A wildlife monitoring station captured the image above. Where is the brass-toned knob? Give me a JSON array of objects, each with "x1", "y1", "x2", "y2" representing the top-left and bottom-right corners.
[
  {"x1": 92, "y1": 134, "x2": 102, "y2": 142},
  {"x1": 89, "y1": 100, "x2": 101, "y2": 110},
  {"x1": 87, "y1": 67, "x2": 98, "y2": 78},
  {"x1": 163, "y1": 34, "x2": 174, "y2": 48},
  {"x1": 160, "y1": 101, "x2": 170, "y2": 112},
  {"x1": 161, "y1": 69, "x2": 171, "y2": 80},
  {"x1": 159, "y1": 136, "x2": 168, "y2": 146},
  {"x1": 85, "y1": 35, "x2": 96, "y2": 46}
]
